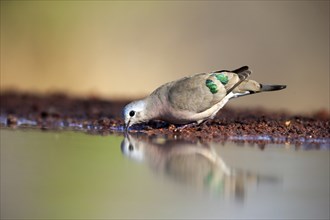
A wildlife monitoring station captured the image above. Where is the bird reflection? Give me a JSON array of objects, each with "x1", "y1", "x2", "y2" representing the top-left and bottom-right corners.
[{"x1": 121, "y1": 134, "x2": 279, "y2": 201}]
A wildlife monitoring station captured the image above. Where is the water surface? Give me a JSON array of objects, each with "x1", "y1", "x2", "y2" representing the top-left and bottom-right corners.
[{"x1": 1, "y1": 129, "x2": 329, "y2": 219}]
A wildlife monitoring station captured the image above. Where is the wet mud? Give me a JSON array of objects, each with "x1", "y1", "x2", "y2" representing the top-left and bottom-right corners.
[{"x1": 1, "y1": 91, "x2": 329, "y2": 147}]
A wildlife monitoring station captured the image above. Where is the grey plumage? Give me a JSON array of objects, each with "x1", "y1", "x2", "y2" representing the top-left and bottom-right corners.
[{"x1": 123, "y1": 66, "x2": 286, "y2": 129}]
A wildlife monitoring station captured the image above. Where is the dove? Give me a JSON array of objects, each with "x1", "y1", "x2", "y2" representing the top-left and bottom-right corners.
[
  {"x1": 122, "y1": 66, "x2": 286, "y2": 130},
  {"x1": 120, "y1": 134, "x2": 277, "y2": 198},
  {"x1": 121, "y1": 134, "x2": 232, "y2": 180}
]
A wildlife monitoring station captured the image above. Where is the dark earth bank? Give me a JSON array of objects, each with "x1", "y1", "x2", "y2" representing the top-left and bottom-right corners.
[{"x1": 1, "y1": 91, "x2": 329, "y2": 148}]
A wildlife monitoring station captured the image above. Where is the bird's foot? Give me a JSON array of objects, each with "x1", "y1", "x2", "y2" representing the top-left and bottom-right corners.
[
  {"x1": 176, "y1": 122, "x2": 198, "y2": 130},
  {"x1": 172, "y1": 120, "x2": 209, "y2": 132},
  {"x1": 171, "y1": 123, "x2": 194, "y2": 132}
]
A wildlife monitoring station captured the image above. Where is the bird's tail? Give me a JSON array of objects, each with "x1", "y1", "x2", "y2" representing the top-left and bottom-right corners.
[
  {"x1": 259, "y1": 84, "x2": 287, "y2": 92},
  {"x1": 214, "y1": 65, "x2": 286, "y2": 98},
  {"x1": 231, "y1": 80, "x2": 286, "y2": 98}
]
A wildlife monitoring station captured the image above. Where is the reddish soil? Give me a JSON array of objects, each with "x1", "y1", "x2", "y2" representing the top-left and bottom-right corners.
[{"x1": 1, "y1": 91, "x2": 329, "y2": 148}]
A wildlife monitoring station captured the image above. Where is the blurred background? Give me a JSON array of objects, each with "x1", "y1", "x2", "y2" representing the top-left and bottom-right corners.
[{"x1": 1, "y1": 1, "x2": 329, "y2": 113}]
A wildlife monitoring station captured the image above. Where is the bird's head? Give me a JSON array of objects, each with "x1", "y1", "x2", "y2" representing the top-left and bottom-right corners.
[
  {"x1": 122, "y1": 99, "x2": 148, "y2": 130},
  {"x1": 120, "y1": 135, "x2": 145, "y2": 161}
]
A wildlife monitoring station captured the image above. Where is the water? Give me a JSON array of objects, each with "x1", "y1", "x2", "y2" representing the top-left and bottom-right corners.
[{"x1": 1, "y1": 129, "x2": 329, "y2": 219}]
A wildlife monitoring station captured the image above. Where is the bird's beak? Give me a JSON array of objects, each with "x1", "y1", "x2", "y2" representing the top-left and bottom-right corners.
[{"x1": 124, "y1": 120, "x2": 130, "y2": 132}]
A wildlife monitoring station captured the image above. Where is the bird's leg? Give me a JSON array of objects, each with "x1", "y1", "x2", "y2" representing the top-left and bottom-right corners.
[
  {"x1": 174, "y1": 122, "x2": 199, "y2": 131},
  {"x1": 199, "y1": 119, "x2": 211, "y2": 126},
  {"x1": 174, "y1": 119, "x2": 211, "y2": 131}
]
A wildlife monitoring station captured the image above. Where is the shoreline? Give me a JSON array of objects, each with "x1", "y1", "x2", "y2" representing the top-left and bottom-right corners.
[{"x1": 1, "y1": 91, "x2": 329, "y2": 147}]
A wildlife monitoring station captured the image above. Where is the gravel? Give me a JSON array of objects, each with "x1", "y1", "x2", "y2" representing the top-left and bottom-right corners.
[{"x1": 1, "y1": 91, "x2": 329, "y2": 148}]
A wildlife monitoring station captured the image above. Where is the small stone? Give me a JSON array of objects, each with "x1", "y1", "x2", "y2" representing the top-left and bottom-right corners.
[
  {"x1": 99, "y1": 117, "x2": 111, "y2": 127},
  {"x1": 7, "y1": 115, "x2": 17, "y2": 125}
]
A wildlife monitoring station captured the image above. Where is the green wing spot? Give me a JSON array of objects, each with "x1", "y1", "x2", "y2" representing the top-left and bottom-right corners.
[
  {"x1": 206, "y1": 79, "x2": 218, "y2": 94},
  {"x1": 204, "y1": 171, "x2": 213, "y2": 186},
  {"x1": 205, "y1": 79, "x2": 213, "y2": 86},
  {"x1": 215, "y1": 73, "x2": 229, "y2": 85}
]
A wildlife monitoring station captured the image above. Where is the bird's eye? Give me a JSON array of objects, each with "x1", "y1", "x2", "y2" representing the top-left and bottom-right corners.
[
  {"x1": 128, "y1": 144, "x2": 134, "y2": 151},
  {"x1": 129, "y1": 110, "x2": 135, "y2": 117}
]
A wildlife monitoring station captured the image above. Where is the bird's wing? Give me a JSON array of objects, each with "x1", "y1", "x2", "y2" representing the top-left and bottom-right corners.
[{"x1": 167, "y1": 66, "x2": 251, "y2": 113}]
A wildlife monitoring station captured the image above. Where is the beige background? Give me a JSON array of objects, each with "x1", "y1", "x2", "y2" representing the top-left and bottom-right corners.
[{"x1": 1, "y1": 1, "x2": 329, "y2": 113}]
